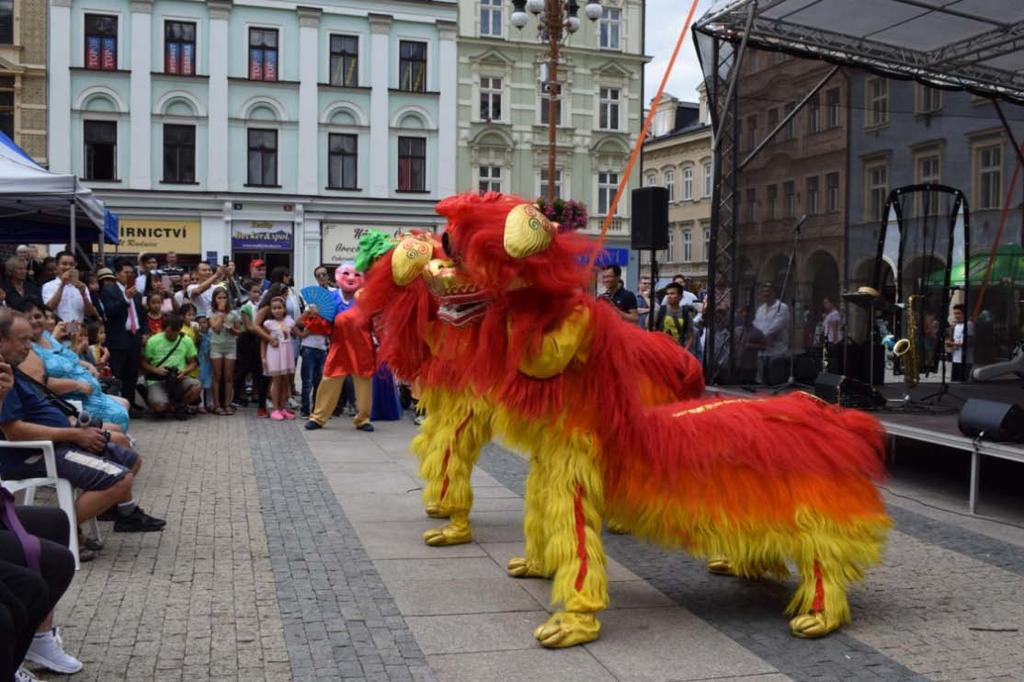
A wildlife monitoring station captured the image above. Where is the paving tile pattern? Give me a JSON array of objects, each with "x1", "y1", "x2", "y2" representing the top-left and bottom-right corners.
[
  {"x1": 247, "y1": 415, "x2": 434, "y2": 682},
  {"x1": 55, "y1": 417, "x2": 292, "y2": 682}
]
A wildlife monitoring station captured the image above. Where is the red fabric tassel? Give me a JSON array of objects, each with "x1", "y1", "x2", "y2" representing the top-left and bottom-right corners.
[
  {"x1": 573, "y1": 484, "x2": 588, "y2": 592},
  {"x1": 812, "y1": 560, "x2": 825, "y2": 613}
]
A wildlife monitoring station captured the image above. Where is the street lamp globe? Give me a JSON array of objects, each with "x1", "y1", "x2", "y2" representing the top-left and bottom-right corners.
[
  {"x1": 526, "y1": 0, "x2": 546, "y2": 15},
  {"x1": 584, "y1": 2, "x2": 603, "y2": 21},
  {"x1": 511, "y1": 10, "x2": 529, "y2": 29},
  {"x1": 566, "y1": 16, "x2": 581, "y2": 33}
]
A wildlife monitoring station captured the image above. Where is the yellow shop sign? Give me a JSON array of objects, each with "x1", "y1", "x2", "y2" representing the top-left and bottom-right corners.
[{"x1": 117, "y1": 219, "x2": 201, "y2": 254}]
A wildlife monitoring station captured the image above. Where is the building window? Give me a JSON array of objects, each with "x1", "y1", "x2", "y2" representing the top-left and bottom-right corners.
[
  {"x1": 703, "y1": 227, "x2": 710, "y2": 261},
  {"x1": 783, "y1": 181, "x2": 796, "y2": 217},
  {"x1": 976, "y1": 143, "x2": 1002, "y2": 209},
  {"x1": 0, "y1": 79, "x2": 12, "y2": 140},
  {"x1": 645, "y1": 173, "x2": 656, "y2": 187},
  {"x1": 784, "y1": 102, "x2": 796, "y2": 140},
  {"x1": 328, "y1": 133, "x2": 358, "y2": 190},
  {"x1": 85, "y1": 14, "x2": 118, "y2": 71},
  {"x1": 865, "y1": 161, "x2": 888, "y2": 222},
  {"x1": 540, "y1": 167, "x2": 563, "y2": 199},
  {"x1": 915, "y1": 84, "x2": 942, "y2": 115},
  {"x1": 248, "y1": 28, "x2": 278, "y2": 81},
  {"x1": 826, "y1": 172, "x2": 840, "y2": 213},
  {"x1": 247, "y1": 128, "x2": 278, "y2": 186},
  {"x1": 162, "y1": 124, "x2": 195, "y2": 183},
  {"x1": 807, "y1": 93, "x2": 820, "y2": 133},
  {"x1": 916, "y1": 153, "x2": 941, "y2": 214},
  {"x1": 701, "y1": 161, "x2": 712, "y2": 198},
  {"x1": 0, "y1": 1, "x2": 12, "y2": 44},
  {"x1": 598, "y1": 171, "x2": 619, "y2": 215},
  {"x1": 540, "y1": 82, "x2": 562, "y2": 125},
  {"x1": 866, "y1": 78, "x2": 889, "y2": 127},
  {"x1": 766, "y1": 184, "x2": 777, "y2": 219},
  {"x1": 398, "y1": 136, "x2": 426, "y2": 192},
  {"x1": 827, "y1": 88, "x2": 841, "y2": 128},
  {"x1": 745, "y1": 187, "x2": 756, "y2": 222},
  {"x1": 682, "y1": 166, "x2": 693, "y2": 201},
  {"x1": 767, "y1": 108, "x2": 778, "y2": 137},
  {"x1": 665, "y1": 170, "x2": 675, "y2": 202},
  {"x1": 479, "y1": 165, "x2": 501, "y2": 193},
  {"x1": 399, "y1": 41, "x2": 427, "y2": 92},
  {"x1": 480, "y1": 0, "x2": 502, "y2": 37},
  {"x1": 747, "y1": 114, "x2": 757, "y2": 151},
  {"x1": 84, "y1": 121, "x2": 117, "y2": 181},
  {"x1": 682, "y1": 229, "x2": 692, "y2": 262},
  {"x1": 165, "y1": 21, "x2": 196, "y2": 75},
  {"x1": 480, "y1": 76, "x2": 502, "y2": 121},
  {"x1": 599, "y1": 8, "x2": 621, "y2": 50},
  {"x1": 664, "y1": 229, "x2": 673, "y2": 262},
  {"x1": 806, "y1": 176, "x2": 819, "y2": 215},
  {"x1": 329, "y1": 35, "x2": 359, "y2": 87},
  {"x1": 599, "y1": 87, "x2": 620, "y2": 130}
]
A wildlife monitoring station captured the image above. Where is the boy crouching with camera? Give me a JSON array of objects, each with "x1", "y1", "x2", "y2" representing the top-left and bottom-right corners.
[{"x1": 140, "y1": 314, "x2": 202, "y2": 420}]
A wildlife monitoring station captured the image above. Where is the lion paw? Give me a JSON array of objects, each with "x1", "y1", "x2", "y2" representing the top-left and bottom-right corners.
[
  {"x1": 706, "y1": 557, "x2": 738, "y2": 576},
  {"x1": 789, "y1": 612, "x2": 840, "y2": 639},
  {"x1": 533, "y1": 612, "x2": 600, "y2": 648},
  {"x1": 422, "y1": 524, "x2": 472, "y2": 546},
  {"x1": 506, "y1": 556, "x2": 547, "y2": 578},
  {"x1": 424, "y1": 503, "x2": 450, "y2": 519}
]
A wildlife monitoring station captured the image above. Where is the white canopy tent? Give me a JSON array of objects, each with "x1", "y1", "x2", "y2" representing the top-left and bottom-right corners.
[{"x1": 0, "y1": 132, "x2": 115, "y2": 247}]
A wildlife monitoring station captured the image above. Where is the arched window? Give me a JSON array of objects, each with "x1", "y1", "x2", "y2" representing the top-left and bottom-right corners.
[
  {"x1": 682, "y1": 166, "x2": 693, "y2": 200},
  {"x1": 683, "y1": 229, "x2": 692, "y2": 262},
  {"x1": 665, "y1": 170, "x2": 675, "y2": 202}
]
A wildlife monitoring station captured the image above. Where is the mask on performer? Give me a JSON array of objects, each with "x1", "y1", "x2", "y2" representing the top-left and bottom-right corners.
[{"x1": 335, "y1": 262, "x2": 363, "y2": 296}]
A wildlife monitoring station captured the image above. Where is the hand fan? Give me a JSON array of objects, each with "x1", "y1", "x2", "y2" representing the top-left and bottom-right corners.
[{"x1": 300, "y1": 286, "x2": 339, "y2": 321}]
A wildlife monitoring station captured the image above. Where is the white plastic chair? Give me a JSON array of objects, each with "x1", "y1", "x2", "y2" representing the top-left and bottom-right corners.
[{"x1": 0, "y1": 440, "x2": 83, "y2": 569}]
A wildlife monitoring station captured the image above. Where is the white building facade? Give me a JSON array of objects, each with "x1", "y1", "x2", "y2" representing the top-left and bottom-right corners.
[{"x1": 48, "y1": 0, "x2": 457, "y2": 283}]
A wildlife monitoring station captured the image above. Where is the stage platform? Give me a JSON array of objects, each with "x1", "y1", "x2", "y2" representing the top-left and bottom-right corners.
[{"x1": 709, "y1": 378, "x2": 1024, "y2": 514}]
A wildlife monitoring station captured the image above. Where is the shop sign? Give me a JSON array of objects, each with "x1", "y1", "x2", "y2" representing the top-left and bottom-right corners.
[
  {"x1": 232, "y1": 221, "x2": 293, "y2": 251},
  {"x1": 321, "y1": 224, "x2": 409, "y2": 264},
  {"x1": 117, "y1": 218, "x2": 201, "y2": 254}
]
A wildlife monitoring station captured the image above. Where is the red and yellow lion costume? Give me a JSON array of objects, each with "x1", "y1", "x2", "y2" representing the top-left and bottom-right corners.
[{"x1": 426, "y1": 192, "x2": 891, "y2": 647}]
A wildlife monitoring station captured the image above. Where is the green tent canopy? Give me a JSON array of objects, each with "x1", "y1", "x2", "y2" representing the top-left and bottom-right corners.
[{"x1": 927, "y1": 245, "x2": 1024, "y2": 287}]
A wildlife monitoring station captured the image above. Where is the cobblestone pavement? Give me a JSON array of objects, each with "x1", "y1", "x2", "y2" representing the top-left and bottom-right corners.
[{"x1": 36, "y1": 412, "x2": 1024, "y2": 681}]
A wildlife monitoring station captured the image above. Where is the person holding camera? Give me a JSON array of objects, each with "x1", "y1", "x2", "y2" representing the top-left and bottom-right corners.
[
  {"x1": 140, "y1": 314, "x2": 201, "y2": 419},
  {"x1": 41, "y1": 251, "x2": 97, "y2": 325}
]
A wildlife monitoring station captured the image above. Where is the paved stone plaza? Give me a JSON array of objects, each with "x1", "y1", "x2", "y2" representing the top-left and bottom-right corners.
[{"x1": 43, "y1": 412, "x2": 1024, "y2": 681}]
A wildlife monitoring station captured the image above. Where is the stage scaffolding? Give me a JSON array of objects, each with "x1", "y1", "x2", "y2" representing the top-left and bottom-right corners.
[{"x1": 693, "y1": 0, "x2": 1024, "y2": 385}]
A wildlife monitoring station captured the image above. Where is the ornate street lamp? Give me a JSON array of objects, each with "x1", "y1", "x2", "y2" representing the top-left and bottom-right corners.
[{"x1": 511, "y1": 0, "x2": 603, "y2": 204}]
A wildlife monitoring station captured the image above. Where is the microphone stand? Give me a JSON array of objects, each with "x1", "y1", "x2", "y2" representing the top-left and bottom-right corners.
[{"x1": 772, "y1": 215, "x2": 811, "y2": 393}]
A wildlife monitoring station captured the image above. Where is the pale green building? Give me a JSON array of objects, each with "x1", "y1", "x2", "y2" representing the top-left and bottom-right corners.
[{"x1": 455, "y1": 0, "x2": 647, "y2": 270}]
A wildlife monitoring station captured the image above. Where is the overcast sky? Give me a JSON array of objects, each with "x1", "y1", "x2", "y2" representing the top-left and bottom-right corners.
[{"x1": 643, "y1": 0, "x2": 716, "y2": 105}]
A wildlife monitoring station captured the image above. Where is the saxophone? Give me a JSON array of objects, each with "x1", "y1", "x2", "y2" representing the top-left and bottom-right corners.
[{"x1": 892, "y1": 294, "x2": 921, "y2": 391}]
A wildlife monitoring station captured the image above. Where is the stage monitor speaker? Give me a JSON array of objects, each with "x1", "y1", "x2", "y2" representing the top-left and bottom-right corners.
[
  {"x1": 814, "y1": 372, "x2": 883, "y2": 409},
  {"x1": 631, "y1": 186, "x2": 669, "y2": 251},
  {"x1": 958, "y1": 399, "x2": 1024, "y2": 442}
]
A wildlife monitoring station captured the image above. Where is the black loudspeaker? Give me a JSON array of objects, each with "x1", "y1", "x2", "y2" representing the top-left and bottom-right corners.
[
  {"x1": 631, "y1": 186, "x2": 669, "y2": 251},
  {"x1": 958, "y1": 399, "x2": 1024, "y2": 442},
  {"x1": 814, "y1": 372, "x2": 883, "y2": 409}
]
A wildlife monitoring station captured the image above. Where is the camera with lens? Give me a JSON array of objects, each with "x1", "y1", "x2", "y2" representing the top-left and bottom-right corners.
[
  {"x1": 164, "y1": 367, "x2": 180, "y2": 380},
  {"x1": 76, "y1": 409, "x2": 95, "y2": 428}
]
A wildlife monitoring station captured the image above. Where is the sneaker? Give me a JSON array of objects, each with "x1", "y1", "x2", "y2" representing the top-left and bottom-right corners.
[
  {"x1": 356, "y1": 422, "x2": 375, "y2": 432},
  {"x1": 113, "y1": 507, "x2": 166, "y2": 533},
  {"x1": 270, "y1": 410, "x2": 286, "y2": 421},
  {"x1": 282, "y1": 409, "x2": 296, "y2": 420},
  {"x1": 256, "y1": 407, "x2": 269, "y2": 418},
  {"x1": 300, "y1": 409, "x2": 310, "y2": 418},
  {"x1": 413, "y1": 415, "x2": 425, "y2": 426},
  {"x1": 287, "y1": 397, "x2": 300, "y2": 409},
  {"x1": 15, "y1": 667, "x2": 40, "y2": 682},
  {"x1": 25, "y1": 627, "x2": 83, "y2": 674},
  {"x1": 304, "y1": 420, "x2": 322, "y2": 430},
  {"x1": 346, "y1": 405, "x2": 357, "y2": 417}
]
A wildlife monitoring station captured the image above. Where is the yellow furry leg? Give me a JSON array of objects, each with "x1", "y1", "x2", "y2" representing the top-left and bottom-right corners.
[
  {"x1": 534, "y1": 431, "x2": 607, "y2": 648},
  {"x1": 787, "y1": 558, "x2": 849, "y2": 638},
  {"x1": 509, "y1": 443, "x2": 553, "y2": 579},
  {"x1": 423, "y1": 510, "x2": 473, "y2": 546}
]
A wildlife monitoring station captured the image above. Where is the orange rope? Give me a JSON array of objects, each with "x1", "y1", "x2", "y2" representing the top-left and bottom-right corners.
[
  {"x1": 587, "y1": 0, "x2": 702, "y2": 266},
  {"x1": 971, "y1": 139, "x2": 1024, "y2": 322}
]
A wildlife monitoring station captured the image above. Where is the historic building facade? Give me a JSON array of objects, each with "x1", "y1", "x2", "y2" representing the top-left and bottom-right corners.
[
  {"x1": 2, "y1": 0, "x2": 48, "y2": 162},
  {"x1": 48, "y1": 0, "x2": 456, "y2": 283},
  {"x1": 640, "y1": 92, "x2": 712, "y2": 289},
  {"x1": 455, "y1": 0, "x2": 647, "y2": 272}
]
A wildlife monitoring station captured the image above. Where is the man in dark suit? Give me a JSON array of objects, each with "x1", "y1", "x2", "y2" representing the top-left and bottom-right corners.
[{"x1": 100, "y1": 258, "x2": 146, "y2": 408}]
